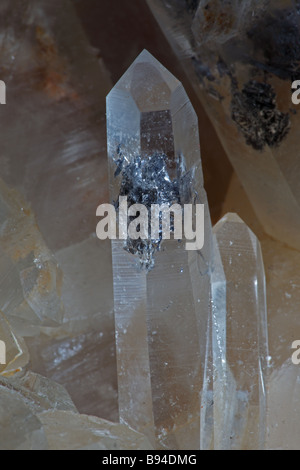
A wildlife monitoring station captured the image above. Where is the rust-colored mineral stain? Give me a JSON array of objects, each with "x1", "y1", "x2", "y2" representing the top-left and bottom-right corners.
[
  {"x1": 203, "y1": 7, "x2": 234, "y2": 33},
  {"x1": 9, "y1": 228, "x2": 39, "y2": 263},
  {"x1": 35, "y1": 25, "x2": 78, "y2": 101},
  {"x1": 1, "y1": 368, "x2": 22, "y2": 378},
  {"x1": 22, "y1": 208, "x2": 31, "y2": 217},
  {"x1": 37, "y1": 268, "x2": 52, "y2": 293}
]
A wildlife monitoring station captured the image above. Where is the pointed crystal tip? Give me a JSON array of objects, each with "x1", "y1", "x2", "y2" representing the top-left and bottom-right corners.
[
  {"x1": 108, "y1": 49, "x2": 180, "y2": 110},
  {"x1": 213, "y1": 213, "x2": 246, "y2": 232}
]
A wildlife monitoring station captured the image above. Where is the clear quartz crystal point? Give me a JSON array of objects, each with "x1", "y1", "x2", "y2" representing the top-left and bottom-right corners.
[
  {"x1": 213, "y1": 213, "x2": 269, "y2": 450},
  {"x1": 106, "y1": 50, "x2": 213, "y2": 449}
]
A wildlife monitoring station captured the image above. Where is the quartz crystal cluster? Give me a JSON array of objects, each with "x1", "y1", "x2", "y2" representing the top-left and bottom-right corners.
[
  {"x1": 107, "y1": 51, "x2": 268, "y2": 450},
  {"x1": 0, "y1": 0, "x2": 297, "y2": 451}
]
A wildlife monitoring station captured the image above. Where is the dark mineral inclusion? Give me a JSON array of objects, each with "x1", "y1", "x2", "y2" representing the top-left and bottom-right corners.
[
  {"x1": 114, "y1": 150, "x2": 194, "y2": 271},
  {"x1": 231, "y1": 80, "x2": 290, "y2": 151},
  {"x1": 188, "y1": 5, "x2": 298, "y2": 150}
]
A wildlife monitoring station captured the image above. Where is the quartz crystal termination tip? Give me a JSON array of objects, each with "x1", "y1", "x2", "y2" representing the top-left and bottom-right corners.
[{"x1": 107, "y1": 50, "x2": 213, "y2": 449}]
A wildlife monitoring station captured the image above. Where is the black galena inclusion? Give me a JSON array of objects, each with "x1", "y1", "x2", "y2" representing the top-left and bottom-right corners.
[
  {"x1": 231, "y1": 80, "x2": 290, "y2": 151},
  {"x1": 118, "y1": 153, "x2": 180, "y2": 207},
  {"x1": 114, "y1": 150, "x2": 192, "y2": 271}
]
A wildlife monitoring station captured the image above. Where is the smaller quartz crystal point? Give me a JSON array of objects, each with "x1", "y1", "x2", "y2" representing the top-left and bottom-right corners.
[
  {"x1": 213, "y1": 213, "x2": 269, "y2": 450},
  {"x1": 107, "y1": 50, "x2": 213, "y2": 449}
]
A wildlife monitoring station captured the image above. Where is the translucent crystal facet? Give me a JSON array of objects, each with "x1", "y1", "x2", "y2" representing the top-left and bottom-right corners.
[
  {"x1": 0, "y1": 371, "x2": 77, "y2": 415},
  {"x1": 0, "y1": 370, "x2": 150, "y2": 450},
  {"x1": 107, "y1": 50, "x2": 213, "y2": 449},
  {"x1": 213, "y1": 213, "x2": 269, "y2": 450},
  {"x1": 0, "y1": 179, "x2": 64, "y2": 336},
  {"x1": 38, "y1": 410, "x2": 153, "y2": 450},
  {"x1": 0, "y1": 386, "x2": 47, "y2": 450}
]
